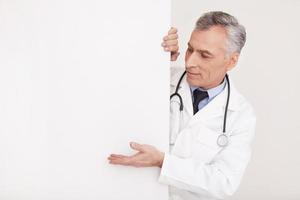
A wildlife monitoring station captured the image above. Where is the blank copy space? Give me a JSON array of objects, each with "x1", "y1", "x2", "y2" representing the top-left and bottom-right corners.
[{"x1": 0, "y1": 0, "x2": 170, "y2": 199}]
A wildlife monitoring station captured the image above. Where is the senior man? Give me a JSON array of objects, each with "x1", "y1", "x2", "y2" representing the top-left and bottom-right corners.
[{"x1": 108, "y1": 11, "x2": 256, "y2": 200}]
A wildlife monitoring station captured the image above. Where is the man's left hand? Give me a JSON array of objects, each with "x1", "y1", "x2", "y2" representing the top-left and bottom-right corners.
[{"x1": 108, "y1": 142, "x2": 165, "y2": 168}]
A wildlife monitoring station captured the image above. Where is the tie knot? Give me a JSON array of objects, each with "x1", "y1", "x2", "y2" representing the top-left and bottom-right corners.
[
  {"x1": 192, "y1": 89, "x2": 208, "y2": 114},
  {"x1": 193, "y1": 89, "x2": 208, "y2": 102}
]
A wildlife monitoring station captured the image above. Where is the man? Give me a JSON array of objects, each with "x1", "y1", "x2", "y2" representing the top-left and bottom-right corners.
[{"x1": 108, "y1": 11, "x2": 256, "y2": 200}]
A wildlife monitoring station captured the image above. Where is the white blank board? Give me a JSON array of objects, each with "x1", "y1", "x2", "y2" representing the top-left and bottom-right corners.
[{"x1": 0, "y1": 1, "x2": 170, "y2": 199}]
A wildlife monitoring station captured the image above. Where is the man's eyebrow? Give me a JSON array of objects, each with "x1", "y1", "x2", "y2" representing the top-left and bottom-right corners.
[
  {"x1": 187, "y1": 42, "x2": 193, "y2": 48},
  {"x1": 187, "y1": 42, "x2": 213, "y2": 56}
]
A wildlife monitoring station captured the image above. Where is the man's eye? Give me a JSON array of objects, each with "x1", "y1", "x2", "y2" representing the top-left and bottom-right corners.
[{"x1": 201, "y1": 54, "x2": 210, "y2": 58}]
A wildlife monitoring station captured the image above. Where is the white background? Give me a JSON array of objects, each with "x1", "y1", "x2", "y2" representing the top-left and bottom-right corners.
[
  {"x1": 172, "y1": 0, "x2": 300, "y2": 199},
  {"x1": 0, "y1": 0, "x2": 170, "y2": 199}
]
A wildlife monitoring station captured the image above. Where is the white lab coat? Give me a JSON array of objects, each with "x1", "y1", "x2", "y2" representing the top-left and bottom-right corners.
[{"x1": 158, "y1": 67, "x2": 256, "y2": 200}]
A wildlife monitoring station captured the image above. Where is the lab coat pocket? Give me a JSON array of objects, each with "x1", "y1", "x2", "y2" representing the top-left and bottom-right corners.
[{"x1": 192, "y1": 125, "x2": 222, "y2": 164}]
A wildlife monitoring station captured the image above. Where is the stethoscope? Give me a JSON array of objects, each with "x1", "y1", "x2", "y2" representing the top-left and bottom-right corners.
[{"x1": 170, "y1": 71, "x2": 230, "y2": 147}]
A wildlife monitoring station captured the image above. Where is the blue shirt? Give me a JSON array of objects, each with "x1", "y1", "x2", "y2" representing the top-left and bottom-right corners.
[{"x1": 190, "y1": 80, "x2": 226, "y2": 111}]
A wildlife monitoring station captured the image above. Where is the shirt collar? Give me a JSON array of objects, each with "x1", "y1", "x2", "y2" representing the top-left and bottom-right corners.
[{"x1": 190, "y1": 79, "x2": 226, "y2": 100}]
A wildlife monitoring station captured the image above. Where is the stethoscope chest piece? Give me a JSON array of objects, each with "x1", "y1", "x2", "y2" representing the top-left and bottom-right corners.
[{"x1": 217, "y1": 134, "x2": 229, "y2": 147}]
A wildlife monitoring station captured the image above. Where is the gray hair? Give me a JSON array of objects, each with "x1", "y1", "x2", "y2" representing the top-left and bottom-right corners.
[{"x1": 195, "y1": 11, "x2": 246, "y2": 55}]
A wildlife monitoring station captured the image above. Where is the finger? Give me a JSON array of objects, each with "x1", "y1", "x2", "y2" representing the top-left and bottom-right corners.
[
  {"x1": 130, "y1": 142, "x2": 145, "y2": 152},
  {"x1": 161, "y1": 41, "x2": 178, "y2": 50},
  {"x1": 108, "y1": 156, "x2": 120, "y2": 161},
  {"x1": 109, "y1": 157, "x2": 131, "y2": 166},
  {"x1": 109, "y1": 154, "x2": 141, "y2": 166},
  {"x1": 108, "y1": 156, "x2": 126, "y2": 161},
  {"x1": 164, "y1": 45, "x2": 179, "y2": 52},
  {"x1": 122, "y1": 155, "x2": 146, "y2": 167},
  {"x1": 168, "y1": 27, "x2": 178, "y2": 34},
  {"x1": 108, "y1": 154, "x2": 127, "y2": 159},
  {"x1": 163, "y1": 40, "x2": 178, "y2": 46},
  {"x1": 163, "y1": 33, "x2": 178, "y2": 41}
]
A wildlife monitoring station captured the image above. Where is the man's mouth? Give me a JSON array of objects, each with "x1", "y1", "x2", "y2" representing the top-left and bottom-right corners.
[{"x1": 187, "y1": 71, "x2": 200, "y2": 76}]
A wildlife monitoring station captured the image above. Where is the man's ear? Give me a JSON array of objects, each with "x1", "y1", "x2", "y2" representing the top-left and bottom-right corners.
[{"x1": 226, "y1": 52, "x2": 239, "y2": 71}]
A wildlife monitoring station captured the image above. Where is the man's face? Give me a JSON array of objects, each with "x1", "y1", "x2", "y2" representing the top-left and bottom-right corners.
[{"x1": 185, "y1": 26, "x2": 238, "y2": 89}]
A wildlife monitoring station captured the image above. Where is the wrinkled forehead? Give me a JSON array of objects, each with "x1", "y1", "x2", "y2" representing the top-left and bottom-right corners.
[{"x1": 188, "y1": 26, "x2": 228, "y2": 55}]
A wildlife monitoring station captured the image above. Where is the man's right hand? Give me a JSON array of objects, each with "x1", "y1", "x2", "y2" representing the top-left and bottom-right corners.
[{"x1": 161, "y1": 27, "x2": 180, "y2": 61}]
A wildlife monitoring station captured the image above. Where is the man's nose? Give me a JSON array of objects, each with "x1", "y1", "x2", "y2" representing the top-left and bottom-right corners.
[{"x1": 185, "y1": 52, "x2": 198, "y2": 69}]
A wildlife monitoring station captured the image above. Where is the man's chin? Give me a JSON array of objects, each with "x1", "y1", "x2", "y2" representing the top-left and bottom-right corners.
[{"x1": 187, "y1": 77, "x2": 202, "y2": 87}]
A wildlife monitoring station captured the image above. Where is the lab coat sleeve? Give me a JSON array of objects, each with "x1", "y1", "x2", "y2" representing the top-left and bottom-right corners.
[{"x1": 158, "y1": 107, "x2": 256, "y2": 199}]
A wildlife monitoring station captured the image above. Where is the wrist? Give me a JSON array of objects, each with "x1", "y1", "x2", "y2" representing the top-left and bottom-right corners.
[{"x1": 157, "y1": 152, "x2": 165, "y2": 168}]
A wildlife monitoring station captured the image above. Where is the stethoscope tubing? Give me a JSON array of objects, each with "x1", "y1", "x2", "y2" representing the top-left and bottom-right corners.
[{"x1": 170, "y1": 71, "x2": 230, "y2": 147}]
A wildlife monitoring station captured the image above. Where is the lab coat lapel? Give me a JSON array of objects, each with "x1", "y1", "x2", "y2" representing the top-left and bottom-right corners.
[
  {"x1": 180, "y1": 76, "x2": 194, "y2": 118},
  {"x1": 189, "y1": 90, "x2": 225, "y2": 126},
  {"x1": 188, "y1": 76, "x2": 238, "y2": 126}
]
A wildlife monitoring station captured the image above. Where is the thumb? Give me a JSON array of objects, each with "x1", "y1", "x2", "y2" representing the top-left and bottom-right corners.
[
  {"x1": 130, "y1": 142, "x2": 144, "y2": 152},
  {"x1": 171, "y1": 52, "x2": 180, "y2": 61}
]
